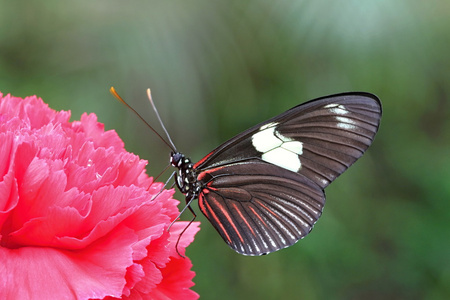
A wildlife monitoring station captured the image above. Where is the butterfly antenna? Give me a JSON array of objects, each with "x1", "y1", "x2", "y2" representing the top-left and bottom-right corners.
[
  {"x1": 146, "y1": 89, "x2": 178, "y2": 152},
  {"x1": 110, "y1": 87, "x2": 176, "y2": 152}
]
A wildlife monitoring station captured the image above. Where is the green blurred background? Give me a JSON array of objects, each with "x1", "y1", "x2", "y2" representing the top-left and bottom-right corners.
[{"x1": 1, "y1": 1, "x2": 449, "y2": 299}]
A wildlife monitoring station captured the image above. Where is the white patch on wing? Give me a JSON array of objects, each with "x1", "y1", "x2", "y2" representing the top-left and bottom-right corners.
[
  {"x1": 282, "y1": 141, "x2": 303, "y2": 154},
  {"x1": 251, "y1": 122, "x2": 280, "y2": 153},
  {"x1": 324, "y1": 103, "x2": 348, "y2": 115},
  {"x1": 252, "y1": 122, "x2": 303, "y2": 172},
  {"x1": 262, "y1": 149, "x2": 301, "y2": 172},
  {"x1": 325, "y1": 104, "x2": 356, "y2": 129},
  {"x1": 336, "y1": 116, "x2": 357, "y2": 130},
  {"x1": 260, "y1": 122, "x2": 277, "y2": 130}
]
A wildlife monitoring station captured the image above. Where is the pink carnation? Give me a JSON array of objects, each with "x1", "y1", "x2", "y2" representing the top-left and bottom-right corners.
[{"x1": 0, "y1": 92, "x2": 200, "y2": 299}]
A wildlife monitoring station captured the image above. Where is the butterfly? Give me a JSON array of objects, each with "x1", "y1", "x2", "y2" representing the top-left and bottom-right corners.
[{"x1": 112, "y1": 89, "x2": 382, "y2": 256}]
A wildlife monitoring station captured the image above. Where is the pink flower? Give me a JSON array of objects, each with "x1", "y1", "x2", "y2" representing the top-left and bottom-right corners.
[{"x1": 0, "y1": 92, "x2": 200, "y2": 299}]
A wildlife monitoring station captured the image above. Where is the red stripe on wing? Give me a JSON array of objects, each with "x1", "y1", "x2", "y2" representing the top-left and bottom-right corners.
[
  {"x1": 248, "y1": 206, "x2": 269, "y2": 228},
  {"x1": 199, "y1": 191, "x2": 246, "y2": 245},
  {"x1": 193, "y1": 151, "x2": 214, "y2": 169},
  {"x1": 199, "y1": 193, "x2": 233, "y2": 244},
  {"x1": 231, "y1": 202, "x2": 256, "y2": 237}
]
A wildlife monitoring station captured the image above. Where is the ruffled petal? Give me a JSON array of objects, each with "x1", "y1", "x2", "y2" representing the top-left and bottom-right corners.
[{"x1": 0, "y1": 92, "x2": 200, "y2": 299}]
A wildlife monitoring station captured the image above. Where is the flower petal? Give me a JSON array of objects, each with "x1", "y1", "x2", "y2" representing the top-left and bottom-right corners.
[{"x1": 0, "y1": 225, "x2": 137, "y2": 299}]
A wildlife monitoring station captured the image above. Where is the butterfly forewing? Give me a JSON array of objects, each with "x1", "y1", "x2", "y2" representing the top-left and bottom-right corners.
[
  {"x1": 195, "y1": 93, "x2": 381, "y2": 188},
  {"x1": 192, "y1": 92, "x2": 381, "y2": 255}
]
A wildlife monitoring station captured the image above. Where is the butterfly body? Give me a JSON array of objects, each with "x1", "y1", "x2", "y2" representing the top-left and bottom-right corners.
[
  {"x1": 171, "y1": 152, "x2": 199, "y2": 198},
  {"x1": 169, "y1": 92, "x2": 382, "y2": 256}
]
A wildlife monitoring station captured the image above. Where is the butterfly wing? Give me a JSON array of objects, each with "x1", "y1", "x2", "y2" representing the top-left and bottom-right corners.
[
  {"x1": 197, "y1": 161, "x2": 325, "y2": 255},
  {"x1": 195, "y1": 92, "x2": 382, "y2": 189},
  {"x1": 195, "y1": 92, "x2": 382, "y2": 255}
]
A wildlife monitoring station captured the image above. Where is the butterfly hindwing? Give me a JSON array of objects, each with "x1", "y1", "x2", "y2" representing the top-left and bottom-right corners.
[{"x1": 197, "y1": 161, "x2": 325, "y2": 255}]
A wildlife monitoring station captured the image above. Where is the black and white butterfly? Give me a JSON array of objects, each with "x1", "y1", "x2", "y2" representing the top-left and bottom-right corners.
[{"x1": 113, "y1": 89, "x2": 382, "y2": 256}]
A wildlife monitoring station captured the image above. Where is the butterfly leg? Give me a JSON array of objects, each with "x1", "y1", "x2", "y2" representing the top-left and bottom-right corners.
[
  {"x1": 150, "y1": 171, "x2": 176, "y2": 201},
  {"x1": 174, "y1": 194, "x2": 198, "y2": 258}
]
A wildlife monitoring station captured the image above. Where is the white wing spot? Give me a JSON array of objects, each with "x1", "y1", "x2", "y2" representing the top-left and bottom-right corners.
[
  {"x1": 252, "y1": 123, "x2": 303, "y2": 172},
  {"x1": 336, "y1": 116, "x2": 357, "y2": 130},
  {"x1": 282, "y1": 141, "x2": 303, "y2": 154},
  {"x1": 251, "y1": 123, "x2": 281, "y2": 153},
  {"x1": 324, "y1": 103, "x2": 348, "y2": 115},
  {"x1": 260, "y1": 122, "x2": 278, "y2": 130},
  {"x1": 325, "y1": 104, "x2": 356, "y2": 129},
  {"x1": 263, "y1": 149, "x2": 301, "y2": 172}
]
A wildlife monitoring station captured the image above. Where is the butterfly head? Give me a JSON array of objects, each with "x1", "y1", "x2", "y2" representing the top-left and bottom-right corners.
[{"x1": 170, "y1": 151, "x2": 185, "y2": 168}]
